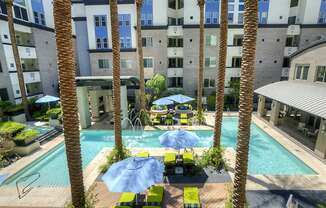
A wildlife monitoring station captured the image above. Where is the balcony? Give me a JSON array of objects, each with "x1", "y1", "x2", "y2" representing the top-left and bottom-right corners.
[
  {"x1": 167, "y1": 68, "x2": 183, "y2": 77},
  {"x1": 228, "y1": 46, "x2": 242, "y2": 57},
  {"x1": 284, "y1": 47, "x2": 298, "y2": 56},
  {"x1": 167, "y1": 47, "x2": 183, "y2": 57},
  {"x1": 21, "y1": 59, "x2": 39, "y2": 72},
  {"x1": 287, "y1": 25, "x2": 301, "y2": 36},
  {"x1": 16, "y1": 31, "x2": 34, "y2": 47},
  {"x1": 167, "y1": 26, "x2": 183, "y2": 36}
]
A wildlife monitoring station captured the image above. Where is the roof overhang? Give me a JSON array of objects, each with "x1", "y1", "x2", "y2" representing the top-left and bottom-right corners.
[
  {"x1": 75, "y1": 76, "x2": 140, "y2": 89},
  {"x1": 255, "y1": 81, "x2": 326, "y2": 119}
]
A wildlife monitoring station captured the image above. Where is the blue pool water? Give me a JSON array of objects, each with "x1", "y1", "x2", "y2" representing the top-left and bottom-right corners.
[{"x1": 2, "y1": 118, "x2": 316, "y2": 187}]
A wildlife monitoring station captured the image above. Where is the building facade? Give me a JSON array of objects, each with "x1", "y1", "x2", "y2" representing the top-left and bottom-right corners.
[
  {"x1": 0, "y1": 0, "x2": 63, "y2": 103},
  {"x1": 72, "y1": 0, "x2": 326, "y2": 98}
]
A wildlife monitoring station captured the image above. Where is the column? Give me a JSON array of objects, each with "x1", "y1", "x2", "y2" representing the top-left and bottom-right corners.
[
  {"x1": 76, "y1": 87, "x2": 91, "y2": 129},
  {"x1": 134, "y1": 89, "x2": 141, "y2": 110},
  {"x1": 315, "y1": 119, "x2": 326, "y2": 158},
  {"x1": 270, "y1": 100, "x2": 280, "y2": 126},
  {"x1": 257, "y1": 95, "x2": 266, "y2": 117},
  {"x1": 120, "y1": 85, "x2": 128, "y2": 128},
  {"x1": 89, "y1": 90, "x2": 100, "y2": 121},
  {"x1": 102, "y1": 90, "x2": 112, "y2": 113}
]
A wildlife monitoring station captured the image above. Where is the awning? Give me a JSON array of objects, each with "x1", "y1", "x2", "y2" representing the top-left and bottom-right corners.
[{"x1": 255, "y1": 81, "x2": 326, "y2": 119}]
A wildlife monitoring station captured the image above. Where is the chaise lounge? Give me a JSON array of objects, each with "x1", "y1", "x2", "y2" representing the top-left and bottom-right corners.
[{"x1": 184, "y1": 187, "x2": 201, "y2": 208}]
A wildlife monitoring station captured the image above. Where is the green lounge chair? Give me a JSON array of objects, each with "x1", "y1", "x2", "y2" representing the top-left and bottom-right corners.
[
  {"x1": 165, "y1": 114, "x2": 173, "y2": 125},
  {"x1": 117, "y1": 192, "x2": 136, "y2": 206},
  {"x1": 164, "y1": 152, "x2": 176, "y2": 165},
  {"x1": 183, "y1": 152, "x2": 194, "y2": 165},
  {"x1": 146, "y1": 185, "x2": 164, "y2": 206},
  {"x1": 184, "y1": 187, "x2": 201, "y2": 208},
  {"x1": 136, "y1": 151, "x2": 149, "y2": 157},
  {"x1": 180, "y1": 113, "x2": 188, "y2": 125},
  {"x1": 152, "y1": 114, "x2": 161, "y2": 125}
]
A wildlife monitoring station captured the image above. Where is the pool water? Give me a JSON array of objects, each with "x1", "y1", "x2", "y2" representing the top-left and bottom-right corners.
[{"x1": 2, "y1": 118, "x2": 316, "y2": 187}]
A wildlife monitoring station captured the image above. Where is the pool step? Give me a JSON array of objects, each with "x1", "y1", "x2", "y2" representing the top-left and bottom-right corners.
[{"x1": 36, "y1": 127, "x2": 62, "y2": 144}]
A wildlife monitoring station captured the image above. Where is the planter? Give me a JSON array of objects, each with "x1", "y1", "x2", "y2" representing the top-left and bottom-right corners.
[
  {"x1": 10, "y1": 113, "x2": 26, "y2": 123},
  {"x1": 13, "y1": 137, "x2": 36, "y2": 146},
  {"x1": 14, "y1": 141, "x2": 40, "y2": 156}
]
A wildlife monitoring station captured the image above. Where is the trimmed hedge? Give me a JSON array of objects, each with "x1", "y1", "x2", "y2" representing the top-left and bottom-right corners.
[
  {"x1": 14, "y1": 129, "x2": 40, "y2": 146},
  {"x1": 0, "y1": 122, "x2": 26, "y2": 136}
]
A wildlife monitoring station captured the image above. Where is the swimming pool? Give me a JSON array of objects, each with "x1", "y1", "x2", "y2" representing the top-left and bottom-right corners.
[{"x1": 2, "y1": 118, "x2": 316, "y2": 187}]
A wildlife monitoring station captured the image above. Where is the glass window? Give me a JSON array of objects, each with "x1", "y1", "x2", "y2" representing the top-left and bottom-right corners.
[
  {"x1": 238, "y1": 5, "x2": 245, "y2": 11},
  {"x1": 238, "y1": 13, "x2": 244, "y2": 24},
  {"x1": 232, "y1": 57, "x2": 242, "y2": 68},
  {"x1": 205, "y1": 57, "x2": 216, "y2": 67},
  {"x1": 302, "y1": 66, "x2": 309, "y2": 80},
  {"x1": 26, "y1": 82, "x2": 42, "y2": 95},
  {"x1": 95, "y1": 16, "x2": 100, "y2": 27},
  {"x1": 98, "y1": 59, "x2": 110, "y2": 69},
  {"x1": 206, "y1": 35, "x2": 217, "y2": 46},
  {"x1": 295, "y1": 66, "x2": 302, "y2": 79},
  {"x1": 233, "y1": 35, "x2": 243, "y2": 46},
  {"x1": 0, "y1": 88, "x2": 9, "y2": 101},
  {"x1": 168, "y1": 77, "x2": 183, "y2": 88},
  {"x1": 121, "y1": 59, "x2": 132, "y2": 69},
  {"x1": 295, "y1": 65, "x2": 309, "y2": 80},
  {"x1": 228, "y1": 4, "x2": 234, "y2": 11},
  {"x1": 316, "y1": 66, "x2": 326, "y2": 82},
  {"x1": 143, "y1": 58, "x2": 153, "y2": 68},
  {"x1": 228, "y1": 13, "x2": 234, "y2": 23},
  {"x1": 282, "y1": 57, "x2": 290, "y2": 67},
  {"x1": 290, "y1": 0, "x2": 299, "y2": 7}
]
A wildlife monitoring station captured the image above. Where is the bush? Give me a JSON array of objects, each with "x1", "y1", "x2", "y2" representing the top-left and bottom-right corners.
[
  {"x1": 99, "y1": 145, "x2": 131, "y2": 173},
  {"x1": 207, "y1": 94, "x2": 216, "y2": 111},
  {"x1": 0, "y1": 121, "x2": 26, "y2": 137},
  {"x1": 198, "y1": 147, "x2": 225, "y2": 171},
  {"x1": 14, "y1": 129, "x2": 39, "y2": 146},
  {"x1": 46, "y1": 108, "x2": 62, "y2": 120},
  {"x1": 64, "y1": 185, "x2": 98, "y2": 208}
]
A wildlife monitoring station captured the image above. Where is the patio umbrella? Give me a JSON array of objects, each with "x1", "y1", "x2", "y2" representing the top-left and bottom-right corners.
[
  {"x1": 153, "y1": 97, "x2": 174, "y2": 106},
  {"x1": 159, "y1": 129, "x2": 199, "y2": 150},
  {"x1": 167, "y1": 94, "x2": 194, "y2": 104},
  {"x1": 102, "y1": 156, "x2": 164, "y2": 193},
  {"x1": 35, "y1": 95, "x2": 60, "y2": 109}
]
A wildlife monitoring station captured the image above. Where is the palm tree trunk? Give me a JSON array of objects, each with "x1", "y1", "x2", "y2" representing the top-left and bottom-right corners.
[
  {"x1": 53, "y1": 0, "x2": 85, "y2": 207},
  {"x1": 136, "y1": 0, "x2": 146, "y2": 111},
  {"x1": 232, "y1": 0, "x2": 258, "y2": 207},
  {"x1": 5, "y1": 0, "x2": 31, "y2": 121},
  {"x1": 197, "y1": 0, "x2": 205, "y2": 124},
  {"x1": 109, "y1": 0, "x2": 123, "y2": 155},
  {"x1": 213, "y1": 0, "x2": 228, "y2": 147}
]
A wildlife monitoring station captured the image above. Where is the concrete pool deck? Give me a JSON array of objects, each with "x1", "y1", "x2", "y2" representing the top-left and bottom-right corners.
[{"x1": 0, "y1": 112, "x2": 326, "y2": 207}]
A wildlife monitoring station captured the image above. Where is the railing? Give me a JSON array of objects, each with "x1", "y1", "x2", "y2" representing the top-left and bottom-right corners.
[{"x1": 16, "y1": 172, "x2": 40, "y2": 199}]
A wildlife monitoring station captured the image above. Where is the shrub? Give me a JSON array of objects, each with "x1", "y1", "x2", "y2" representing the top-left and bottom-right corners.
[
  {"x1": 14, "y1": 129, "x2": 39, "y2": 146},
  {"x1": 64, "y1": 185, "x2": 98, "y2": 208},
  {"x1": 199, "y1": 147, "x2": 225, "y2": 171},
  {"x1": 0, "y1": 121, "x2": 26, "y2": 137},
  {"x1": 99, "y1": 145, "x2": 131, "y2": 173},
  {"x1": 46, "y1": 107, "x2": 62, "y2": 120}
]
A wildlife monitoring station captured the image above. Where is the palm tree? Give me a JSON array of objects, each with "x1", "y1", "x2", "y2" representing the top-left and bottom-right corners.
[
  {"x1": 53, "y1": 0, "x2": 85, "y2": 206},
  {"x1": 232, "y1": 0, "x2": 258, "y2": 207},
  {"x1": 5, "y1": 0, "x2": 31, "y2": 121},
  {"x1": 197, "y1": 0, "x2": 205, "y2": 124},
  {"x1": 136, "y1": 0, "x2": 146, "y2": 111},
  {"x1": 213, "y1": 0, "x2": 228, "y2": 147},
  {"x1": 109, "y1": 0, "x2": 123, "y2": 156}
]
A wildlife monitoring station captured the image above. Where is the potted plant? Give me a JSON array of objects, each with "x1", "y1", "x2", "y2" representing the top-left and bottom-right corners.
[{"x1": 13, "y1": 129, "x2": 39, "y2": 146}]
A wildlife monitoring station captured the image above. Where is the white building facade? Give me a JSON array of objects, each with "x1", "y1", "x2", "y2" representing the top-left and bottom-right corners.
[{"x1": 72, "y1": 0, "x2": 326, "y2": 98}]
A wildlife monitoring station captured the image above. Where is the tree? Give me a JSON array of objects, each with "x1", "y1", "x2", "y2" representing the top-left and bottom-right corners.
[
  {"x1": 109, "y1": 0, "x2": 123, "y2": 157},
  {"x1": 232, "y1": 0, "x2": 258, "y2": 207},
  {"x1": 5, "y1": 0, "x2": 31, "y2": 121},
  {"x1": 229, "y1": 78, "x2": 240, "y2": 107},
  {"x1": 135, "y1": 0, "x2": 146, "y2": 111},
  {"x1": 213, "y1": 0, "x2": 228, "y2": 147},
  {"x1": 197, "y1": 0, "x2": 205, "y2": 124},
  {"x1": 145, "y1": 74, "x2": 167, "y2": 107},
  {"x1": 53, "y1": 0, "x2": 85, "y2": 207}
]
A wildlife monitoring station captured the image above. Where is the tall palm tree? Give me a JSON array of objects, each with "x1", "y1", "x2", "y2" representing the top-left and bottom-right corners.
[
  {"x1": 53, "y1": 0, "x2": 85, "y2": 207},
  {"x1": 213, "y1": 0, "x2": 228, "y2": 147},
  {"x1": 109, "y1": 0, "x2": 123, "y2": 155},
  {"x1": 197, "y1": 0, "x2": 205, "y2": 124},
  {"x1": 5, "y1": 0, "x2": 31, "y2": 121},
  {"x1": 136, "y1": 0, "x2": 146, "y2": 111},
  {"x1": 232, "y1": 0, "x2": 258, "y2": 207}
]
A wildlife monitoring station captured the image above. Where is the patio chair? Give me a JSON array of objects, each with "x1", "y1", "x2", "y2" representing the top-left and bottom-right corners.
[
  {"x1": 182, "y1": 152, "x2": 195, "y2": 175},
  {"x1": 152, "y1": 114, "x2": 161, "y2": 125},
  {"x1": 183, "y1": 187, "x2": 201, "y2": 208},
  {"x1": 180, "y1": 113, "x2": 188, "y2": 125},
  {"x1": 145, "y1": 185, "x2": 164, "y2": 206},
  {"x1": 117, "y1": 192, "x2": 136, "y2": 206},
  {"x1": 164, "y1": 152, "x2": 176, "y2": 175},
  {"x1": 136, "y1": 151, "x2": 150, "y2": 157},
  {"x1": 165, "y1": 114, "x2": 173, "y2": 125},
  {"x1": 307, "y1": 129, "x2": 319, "y2": 137}
]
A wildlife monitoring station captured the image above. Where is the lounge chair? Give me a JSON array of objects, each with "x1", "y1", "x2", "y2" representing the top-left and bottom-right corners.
[
  {"x1": 146, "y1": 185, "x2": 164, "y2": 206},
  {"x1": 152, "y1": 114, "x2": 161, "y2": 125},
  {"x1": 183, "y1": 152, "x2": 195, "y2": 175},
  {"x1": 165, "y1": 114, "x2": 173, "y2": 125},
  {"x1": 184, "y1": 187, "x2": 201, "y2": 208},
  {"x1": 180, "y1": 113, "x2": 188, "y2": 125},
  {"x1": 136, "y1": 151, "x2": 150, "y2": 157},
  {"x1": 164, "y1": 152, "x2": 176, "y2": 175},
  {"x1": 117, "y1": 192, "x2": 136, "y2": 206}
]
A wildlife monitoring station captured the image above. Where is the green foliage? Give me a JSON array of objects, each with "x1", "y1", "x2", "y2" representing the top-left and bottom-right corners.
[
  {"x1": 139, "y1": 109, "x2": 150, "y2": 125},
  {"x1": 198, "y1": 147, "x2": 225, "y2": 171},
  {"x1": 229, "y1": 79, "x2": 240, "y2": 103},
  {"x1": 46, "y1": 107, "x2": 62, "y2": 119},
  {"x1": 0, "y1": 101, "x2": 23, "y2": 114},
  {"x1": 0, "y1": 154, "x2": 5, "y2": 168},
  {"x1": 64, "y1": 185, "x2": 98, "y2": 208},
  {"x1": 161, "y1": 88, "x2": 185, "y2": 97},
  {"x1": 99, "y1": 145, "x2": 131, "y2": 173},
  {"x1": 14, "y1": 129, "x2": 39, "y2": 141},
  {"x1": 145, "y1": 74, "x2": 167, "y2": 108},
  {"x1": 0, "y1": 121, "x2": 26, "y2": 136},
  {"x1": 317, "y1": 204, "x2": 326, "y2": 208},
  {"x1": 207, "y1": 91, "x2": 216, "y2": 111}
]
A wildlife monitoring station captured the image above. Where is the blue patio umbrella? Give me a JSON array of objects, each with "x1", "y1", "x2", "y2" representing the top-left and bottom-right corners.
[
  {"x1": 35, "y1": 95, "x2": 60, "y2": 104},
  {"x1": 153, "y1": 97, "x2": 174, "y2": 106},
  {"x1": 159, "y1": 129, "x2": 199, "y2": 150},
  {"x1": 102, "y1": 157, "x2": 164, "y2": 193},
  {"x1": 167, "y1": 94, "x2": 194, "y2": 104}
]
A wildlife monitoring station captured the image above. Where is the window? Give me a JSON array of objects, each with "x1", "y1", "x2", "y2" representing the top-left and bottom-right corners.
[
  {"x1": 177, "y1": 17, "x2": 184, "y2": 25},
  {"x1": 177, "y1": 0, "x2": 184, "y2": 9},
  {"x1": 316, "y1": 66, "x2": 326, "y2": 82},
  {"x1": 119, "y1": 14, "x2": 132, "y2": 48},
  {"x1": 228, "y1": 4, "x2": 234, "y2": 11},
  {"x1": 288, "y1": 16, "x2": 296, "y2": 24},
  {"x1": 94, "y1": 15, "x2": 108, "y2": 49},
  {"x1": 168, "y1": 58, "x2": 183, "y2": 68},
  {"x1": 318, "y1": 12, "x2": 326, "y2": 24},
  {"x1": 168, "y1": 17, "x2": 177, "y2": 25},
  {"x1": 168, "y1": 0, "x2": 176, "y2": 9},
  {"x1": 98, "y1": 59, "x2": 110, "y2": 69},
  {"x1": 168, "y1": 77, "x2": 183, "y2": 88},
  {"x1": 120, "y1": 59, "x2": 132, "y2": 69},
  {"x1": 205, "y1": 57, "x2": 217, "y2": 68},
  {"x1": 232, "y1": 57, "x2": 242, "y2": 68},
  {"x1": 228, "y1": 13, "x2": 234, "y2": 23},
  {"x1": 0, "y1": 88, "x2": 9, "y2": 101},
  {"x1": 204, "y1": 79, "x2": 215, "y2": 88},
  {"x1": 295, "y1": 65, "x2": 309, "y2": 80},
  {"x1": 233, "y1": 35, "x2": 243, "y2": 46},
  {"x1": 238, "y1": 13, "x2": 244, "y2": 24},
  {"x1": 142, "y1": 37, "x2": 153, "y2": 47},
  {"x1": 290, "y1": 0, "x2": 299, "y2": 7},
  {"x1": 285, "y1": 36, "x2": 299, "y2": 47},
  {"x1": 13, "y1": 5, "x2": 28, "y2": 21},
  {"x1": 26, "y1": 82, "x2": 42, "y2": 95},
  {"x1": 168, "y1": 38, "x2": 183, "y2": 47},
  {"x1": 206, "y1": 35, "x2": 217, "y2": 46},
  {"x1": 141, "y1": 0, "x2": 153, "y2": 26},
  {"x1": 0, "y1": 60, "x2": 2, "y2": 72},
  {"x1": 282, "y1": 57, "x2": 290, "y2": 67},
  {"x1": 143, "y1": 58, "x2": 153, "y2": 68},
  {"x1": 0, "y1": 0, "x2": 7, "y2": 14},
  {"x1": 238, "y1": 4, "x2": 245, "y2": 11}
]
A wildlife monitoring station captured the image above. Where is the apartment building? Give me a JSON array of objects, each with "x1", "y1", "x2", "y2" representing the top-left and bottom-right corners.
[
  {"x1": 72, "y1": 0, "x2": 326, "y2": 98},
  {"x1": 0, "y1": 0, "x2": 60, "y2": 103}
]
